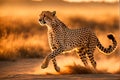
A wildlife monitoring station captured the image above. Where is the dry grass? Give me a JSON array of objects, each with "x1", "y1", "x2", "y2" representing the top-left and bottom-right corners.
[
  {"x1": 68, "y1": 16, "x2": 119, "y2": 31},
  {"x1": 0, "y1": 16, "x2": 49, "y2": 60}
]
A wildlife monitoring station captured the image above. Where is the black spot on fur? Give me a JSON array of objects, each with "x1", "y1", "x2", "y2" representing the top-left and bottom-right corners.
[
  {"x1": 108, "y1": 45, "x2": 112, "y2": 49},
  {"x1": 107, "y1": 34, "x2": 114, "y2": 41}
]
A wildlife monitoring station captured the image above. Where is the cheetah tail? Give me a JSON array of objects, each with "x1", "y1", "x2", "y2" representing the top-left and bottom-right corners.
[{"x1": 97, "y1": 34, "x2": 117, "y2": 54}]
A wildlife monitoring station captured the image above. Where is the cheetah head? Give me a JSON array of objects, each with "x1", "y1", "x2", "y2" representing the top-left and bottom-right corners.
[{"x1": 39, "y1": 11, "x2": 56, "y2": 26}]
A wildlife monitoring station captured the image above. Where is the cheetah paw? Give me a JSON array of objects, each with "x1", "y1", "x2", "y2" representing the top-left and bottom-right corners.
[
  {"x1": 55, "y1": 66, "x2": 60, "y2": 72},
  {"x1": 41, "y1": 62, "x2": 48, "y2": 69}
]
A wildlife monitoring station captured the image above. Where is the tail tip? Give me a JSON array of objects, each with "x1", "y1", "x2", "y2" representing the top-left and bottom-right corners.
[{"x1": 107, "y1": 34, "x2": 114, "y2": 40}]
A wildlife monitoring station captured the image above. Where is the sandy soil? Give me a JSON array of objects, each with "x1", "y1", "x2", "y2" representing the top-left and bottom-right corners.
[
  {"x1": 0, "y1": 59, "x2": 120, "y2": 80},
  {"x1": 1, "y1": 74, "x2": 120, "y2": 80}
]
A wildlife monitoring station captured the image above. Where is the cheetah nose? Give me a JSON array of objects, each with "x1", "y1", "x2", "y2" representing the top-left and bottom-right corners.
[{"x1": 39, "y1": 19, "x2": 42, "y2": 21}]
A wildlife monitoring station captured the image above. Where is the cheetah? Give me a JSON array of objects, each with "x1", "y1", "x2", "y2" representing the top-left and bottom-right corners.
[{"x1": 39, "y1": 11, "x2": 117, "y2": 72}]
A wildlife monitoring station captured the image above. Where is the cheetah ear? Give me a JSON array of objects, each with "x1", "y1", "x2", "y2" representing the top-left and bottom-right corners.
[{"x1": 52, "y1": 11, "x2": 56, "y2": 16}]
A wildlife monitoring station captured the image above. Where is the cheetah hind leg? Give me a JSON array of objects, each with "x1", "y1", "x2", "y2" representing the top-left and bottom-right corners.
[
  {"x1": 77, "y1": 48, "x2": 89, "y2": 68},
  {"x1": 87, "y1": 50, "x2": 97, "y2": 69},
  {"x1": 52, "y1": 58, "x2": 60, "y2": 72},
  {"x1": 87, "y1": 52, "x2": 97, "y2": 73},
  {"x1": 80, "y1": 54, "x2": 88, "y2": 67}
]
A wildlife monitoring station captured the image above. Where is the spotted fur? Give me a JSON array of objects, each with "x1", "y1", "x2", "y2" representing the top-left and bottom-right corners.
[{"x1": 39, "y1": 11, "x2": 117, "y2": 72}]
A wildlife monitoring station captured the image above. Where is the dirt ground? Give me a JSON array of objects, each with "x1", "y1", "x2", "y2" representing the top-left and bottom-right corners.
[
  {"x1": 1, "y1": 74, "x2": 120, "y2": 80},
  {"x1": 0, "y1": 58, "x2": 120, "y2": 80}
]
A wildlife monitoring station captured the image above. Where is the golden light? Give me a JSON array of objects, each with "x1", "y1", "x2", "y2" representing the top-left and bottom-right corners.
[
  {"x1": 64, "y1": 0, "x2": 119, "y2": 3},
  {"x1": 32, "y1": 0, "x2": 42, "y2": 1}
]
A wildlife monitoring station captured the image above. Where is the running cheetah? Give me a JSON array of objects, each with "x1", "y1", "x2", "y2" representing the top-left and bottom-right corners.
[{"x1": 39, "y1": 11, "x2": 117, "y2": 72}]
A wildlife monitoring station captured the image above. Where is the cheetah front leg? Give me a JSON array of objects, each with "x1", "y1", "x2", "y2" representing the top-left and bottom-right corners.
[
  {"x1": 41, "y1": 47, "x2": 63, "y2": 69},
  {"x1": 48, "y1": 33, "x2": 60, "y2": 72},
  {"x1": 51, "y1": 46, "x2": 60, "y2": 72},
  {"x1": 52, "y1": 58, "x2": 60, "y2": 72}
]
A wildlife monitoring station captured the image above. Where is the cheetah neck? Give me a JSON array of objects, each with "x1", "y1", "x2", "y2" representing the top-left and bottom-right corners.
[
  {"x1": 55, "y1": 18, "x2": 68, "y2": 30},
  {"x1": 47, "y1": 17, "x2": 69, "y2": 34}
]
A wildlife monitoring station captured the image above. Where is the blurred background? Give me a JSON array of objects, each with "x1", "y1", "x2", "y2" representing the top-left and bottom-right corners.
[{"x1": 0, "y1": 0, "x2": 119, "y2": 61}]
